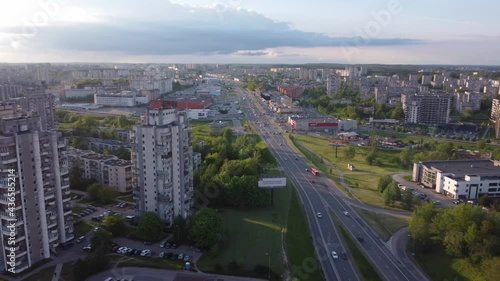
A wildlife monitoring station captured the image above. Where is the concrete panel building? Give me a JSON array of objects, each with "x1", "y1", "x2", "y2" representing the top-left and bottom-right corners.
[
  {"x1": 402, "y1": 93, "x2": 451, "y2": 125},
  {"x1": 0, "y1": 100, "x2": 72, "y2": 273},
  {"x1": 131, "y1": 104, "x2": 193, "y2": 225}
]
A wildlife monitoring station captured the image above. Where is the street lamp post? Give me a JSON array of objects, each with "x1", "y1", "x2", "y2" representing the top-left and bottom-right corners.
[{"x1": 266, "y1": 253, "x2": 270, "y2": 280}]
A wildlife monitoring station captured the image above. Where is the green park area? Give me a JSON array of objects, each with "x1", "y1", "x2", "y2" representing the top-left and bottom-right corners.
[{"x1": 197, "y1": 177, "x2": 323, "y2": 280}]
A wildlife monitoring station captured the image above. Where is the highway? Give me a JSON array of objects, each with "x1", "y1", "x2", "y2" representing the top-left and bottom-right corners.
[{"x1": 233, "y1": 84, "x2": 426, "y2": 281}]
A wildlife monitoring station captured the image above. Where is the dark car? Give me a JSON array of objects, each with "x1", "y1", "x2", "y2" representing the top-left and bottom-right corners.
[
  {"x1": 341, "y1": 252, "x2": 348, "y2": 260},
  {"x1": 171, "y1": 242, "x2": 178, "y2": 249},
  {"x1": 356, "y1": 236, "x2": 365, "y2": 242},
  {"x1": 165, "y1": 252, "x2": 173, "y2": 259},
  {"x1": 144, "y1": 241, "x2": 152, "y2": 245},
  {"x1": 171, "y1": 253, "x2": 178, "y2": 260}
]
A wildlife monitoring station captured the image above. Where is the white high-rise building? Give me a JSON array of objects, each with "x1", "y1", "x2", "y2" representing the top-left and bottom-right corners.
[
  {"x1": 131, "y1": 103, "x2": 193, "y2": 225},
  {"x1": 0, "y1": 96, "x2": 72, "y2": 273}
]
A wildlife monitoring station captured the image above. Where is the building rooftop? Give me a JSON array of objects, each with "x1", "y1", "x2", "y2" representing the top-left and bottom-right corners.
[{"x1": 420, "y1": 160, "x2": 500, "y2": 177}]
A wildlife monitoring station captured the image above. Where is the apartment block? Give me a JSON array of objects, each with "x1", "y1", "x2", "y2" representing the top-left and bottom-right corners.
[
  {"x1": 67, "y1": 148, "x2": 133, "y2": 193},
  {"x1": 491, "y1": 99, "x2": 500, "y2": 122},
  {"x1": 402, "y1": 93, "x2": 451, "y2": 125},
  {"x1": 131, "y1": 103, "x2": 193, "y2": 225},
  {"x1": 0, "y1": 100, "x2": 72, "y2": 273},
  {"x1": 454, "y1": 91, "x2": 481, "y2": 114}
]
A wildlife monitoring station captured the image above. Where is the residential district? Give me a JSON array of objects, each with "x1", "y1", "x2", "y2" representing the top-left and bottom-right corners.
[{"x1": 0, "y1": 63, "x2": 499, "y2": 281}]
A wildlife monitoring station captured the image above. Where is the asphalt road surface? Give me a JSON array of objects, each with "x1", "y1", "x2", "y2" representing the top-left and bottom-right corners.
[{"x1": 234, "y1": 84, "x2": 426, "y2": 281}]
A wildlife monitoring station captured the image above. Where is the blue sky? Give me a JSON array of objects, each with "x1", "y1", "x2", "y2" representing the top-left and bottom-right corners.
[{"x1": 0, "y1": 0, "x2": 499, "y2": 64}]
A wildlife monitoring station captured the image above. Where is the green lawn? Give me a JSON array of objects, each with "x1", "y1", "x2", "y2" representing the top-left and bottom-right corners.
[
  {"x1": 72, "y1": 206, "x2": 86, "y2": 214},
  {"x1": 198, "y1": 179, "x2": 322, "y2": 280},
  {"x1": 402, "y1": 175, "x2": 413, "y2": 181},
  {"x1": 24, "y1": 266, "x2": 56, "y2": 281},
  {"x1": 115, "y1": 255, "x2": 186, "y2": 270},
  {"x1": 73, "y1": 221, "x2": 95, "y2": 238},
  {"x1": 329, "y1": 209, "x2": 384, "y2": 281},
  {"x1": 352, "y1": 207, "x2": 410, "y2": 241},
  {"x1": 197, "y1": 186, "x2": 290, "y2": 277},
  {"x1": 60, "y1": 262, "x2": 76, "y2": 281}
]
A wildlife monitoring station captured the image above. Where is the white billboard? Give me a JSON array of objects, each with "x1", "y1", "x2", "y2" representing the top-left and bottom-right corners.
[{"x1": 258, "y1": 177, "x2": 287, "y2": 188}]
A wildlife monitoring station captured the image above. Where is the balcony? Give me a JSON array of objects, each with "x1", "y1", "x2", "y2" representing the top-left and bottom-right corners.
[
  {"x1": 158, "y1": 193, "x2": 171, "y2": 202},
  {"x1": 0, "y1": 152, "x2": 8, "y2": 157},
  {"x1": 63, "y1": 197, "x2": 71, "y2": 203},
  {"x1": 58, "y1": 141, "x2": 65, "y2": 148},
  {"x1": 1, "y1": 158, "x2": 17, "y2": 164},
  {"x1": 49, "y1": 234, "x2": 59, "y2": 242},
  {"x1": 60, "y1": 168, "x2": 69, "y2": 175}
]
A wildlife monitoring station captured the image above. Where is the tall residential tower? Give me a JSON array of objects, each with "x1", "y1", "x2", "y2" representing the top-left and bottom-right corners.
[
  {"x1": 132, "y1": 101, "x2": 193, "y2": 225},
  {"x1": 0, "y1": 94, "x2": 72, "y2": 273}
]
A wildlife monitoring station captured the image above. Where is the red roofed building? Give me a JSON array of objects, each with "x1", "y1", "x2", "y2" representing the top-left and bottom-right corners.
[{"x1": 278, "y1": 85, "x2": 305, "y2": 99}]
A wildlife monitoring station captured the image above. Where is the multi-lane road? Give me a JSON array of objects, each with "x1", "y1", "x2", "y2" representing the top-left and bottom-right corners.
[{"x1": 233, "y1": 84, "x2": 427, "y2": 281}]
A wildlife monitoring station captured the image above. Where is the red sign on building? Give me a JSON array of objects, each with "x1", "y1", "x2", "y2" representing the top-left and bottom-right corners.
[{"x1": 308, "y1": 123, "x2": 338, "y2": 127}]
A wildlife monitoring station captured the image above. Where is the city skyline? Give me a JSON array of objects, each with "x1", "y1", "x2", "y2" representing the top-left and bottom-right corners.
[{"x1": 0, "y1": 0, "x2": 499, "y2": 64}]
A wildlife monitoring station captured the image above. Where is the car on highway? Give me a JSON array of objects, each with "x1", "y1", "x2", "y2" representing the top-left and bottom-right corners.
[
  {"x1": 331, "y1": 251, "x2": 338, "y2": 259},
  {"x1": 343, "y1": 211, "x2": 349, "y2": 216},
  {"x1": 356, "y1": 236, "x2": 365, "y2": 242},
  {"x1": 317, "y1": 212, "x2": 322, "y2": 218},
  {"x1": 341, "y1": 252, "x2": 348, "y2": 260}
]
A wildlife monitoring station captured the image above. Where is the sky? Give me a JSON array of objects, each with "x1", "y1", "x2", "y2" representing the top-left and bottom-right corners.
[{"x1": 0, "y1": 0, "x2": 499, "y2": 64}]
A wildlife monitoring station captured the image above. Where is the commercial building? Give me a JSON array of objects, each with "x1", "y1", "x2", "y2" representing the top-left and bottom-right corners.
[
  {"x1": 162, "y1": 96, "x2": 213, "y2": 110},
  {"x1": 59, "y1": 103, "x2": 103, "y2": 111},
  {"x1": 131, "y1": 103, "x2": 193, "y2": 225},
  {"x1": 402, "y1": 92, "x2": 451, "y2": 125},
  {"x1": 288, "y1": 117, "x2": 357, "y2": 132},
  {"x1": 0, "y1": 99, "x2": 72, "y2": 273},
  {"x1": 413, "y1": 160, "x2": 500, "y2": 200},
  {"x1": 278, "y1": 85, "x2": 305, "y2": 99},
  {"x1": 64, "y1": 89, "x2": 95, "y2": 99},
  {"x1": 94, "y1": 91, "x2": 148, "y2": 107}
]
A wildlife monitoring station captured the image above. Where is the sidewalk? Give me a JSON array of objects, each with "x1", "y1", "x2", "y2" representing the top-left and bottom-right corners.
[{"x1": 52, "y1": 263, "x2": 63, "y2": 281}]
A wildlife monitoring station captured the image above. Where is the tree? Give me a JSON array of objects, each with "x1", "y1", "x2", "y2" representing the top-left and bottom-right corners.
[
  {"x1": 477, "y1": 139, "x2": 486, "y2": 150},
  {"x1": 482, "y1": 257, "x2": 500, "y2": 281},
  {"x1": 138, "y1": 212, "x2": 163, "y2": 241},
  {"x1": 401, "y1": 189, "x2": 415, "y2": 210},
  {"x1": 102, "y1": 214, "x2": 126, "y2": 236},
  {"x1": 377, "y1": 175, "x2": 392, "y2": 193},
  {"x1": 90, "y1": 229, "x2": 113, "y2": 253},
  {"x1": 478, "y1": 194, "x2": 493, "y2": 208},
  {"x1": 171, "y1": 215, "x2": 191, "y2": 244},
  {"x1": 408, "y1": 202, "x2": 439, "y2": 249},
  {"x1": 99, "y1": 185, "x2": 118, "y2": 204},
  {"x1": 343, "y1": 145, "x2": 356, "y2": 160},
  {"x1": 382, "y1": 188, "x2": 394, "y2": 206},
  {"x1": 86, "y1": 183, "x2": 100, "y2": 202},
  {"x1": 190, "y1": 208, "x2": 225, "y2": 249}
]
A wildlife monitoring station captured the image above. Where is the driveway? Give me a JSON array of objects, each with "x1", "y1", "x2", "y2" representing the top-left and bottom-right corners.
[{"x1": 392, "y1": 173, "x2": 454, "y2": 207}]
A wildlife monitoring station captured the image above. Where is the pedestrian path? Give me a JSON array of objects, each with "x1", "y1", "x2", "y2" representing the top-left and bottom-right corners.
[{"x1": 51, "y1": 263, "x2": 63, "y2": 281}]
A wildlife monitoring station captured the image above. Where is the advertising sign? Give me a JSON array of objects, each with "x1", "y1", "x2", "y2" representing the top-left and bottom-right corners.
[{"x1": 258, "y1": 177, "x2": 287, "y2": 188}]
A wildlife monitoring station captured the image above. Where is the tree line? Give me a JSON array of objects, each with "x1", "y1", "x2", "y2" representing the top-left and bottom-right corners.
[
  {"x1": 409, "y1": 203, "x2": 500, "y2": 280},
  {"x1": 193, "y1": 128, "x2": 276, "y2": 209}
]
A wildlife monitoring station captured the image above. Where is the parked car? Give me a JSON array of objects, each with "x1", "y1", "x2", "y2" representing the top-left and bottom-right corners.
[
  {"x1": 144, "y1": 241, "x2": 152, "y2": 245},
  {"x1": 356, "y1": 236, "x2": 365, "y2": 242},
  {"x1": 159, "y1": 241, "x2": 166, "y2": 248},
  {"x1": 76, "y1": 236, "x2": 86, "y2": 244}
]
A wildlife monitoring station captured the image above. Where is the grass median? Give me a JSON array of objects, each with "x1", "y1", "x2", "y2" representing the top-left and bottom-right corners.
[
  {"x1": 328, "y1": 209, "x2": 383, "y2": 281},
  {"x1": 351, "y1": 206, "x2": 409, "y2": 242}
]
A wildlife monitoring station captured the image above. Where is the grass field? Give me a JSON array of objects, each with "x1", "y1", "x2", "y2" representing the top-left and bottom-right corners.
[
  {"x1": 117, "y1": 194, "x2": 134, "y2": 203},
  {"x1": 24, "y1": 266, "x2": 56, "y2": 281},
  {"x1": 72, "y1": 206, "x2": 86, "y2": 214},
  {"x1": 329, "y1": 209, "x2": 384, "y2": 281},
  {"x1": 352, "y1": 207, "x2": 410, "y2": 241},
  {"x1": 197, "y1": 181, "x2": 322, "y2": 280},
  {"x1": 73, "y1": 221, "x2": 95, "y2": 238}
]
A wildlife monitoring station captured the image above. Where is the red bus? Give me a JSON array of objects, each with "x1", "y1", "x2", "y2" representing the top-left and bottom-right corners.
[{"x1": 311, "y1": 168, "x2": 319, "y2": 176}]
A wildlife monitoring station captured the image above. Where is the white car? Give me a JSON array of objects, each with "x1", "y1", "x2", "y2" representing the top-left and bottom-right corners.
[
  {"x1": 140, "y1": 249, "x2": 151, "y2": 256},
  {"x1": 331, "y1": 251, "x2": 339, "y2": 259},
  {"x1": 343, "y1": 211, "x2": 349, "y2": 216},
  {"x1": 317, "y1": 212, "x2": 322, "y2": 218}
]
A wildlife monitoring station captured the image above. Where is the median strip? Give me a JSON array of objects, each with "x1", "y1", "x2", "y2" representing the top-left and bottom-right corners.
[{"x1": 328, "y1": 209, "x2": 384, "y2": 281}]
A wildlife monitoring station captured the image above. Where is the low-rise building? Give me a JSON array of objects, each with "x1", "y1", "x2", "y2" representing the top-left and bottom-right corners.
[
  {"x1": 413, "y1": 160, "x2": 500, "y2": 200},
  {"x1": 94, "y1": 91, "x2": 149, "y2": 107},
  {"x1": 67, "y1": 147, "x2": 133, "y2": 193}
]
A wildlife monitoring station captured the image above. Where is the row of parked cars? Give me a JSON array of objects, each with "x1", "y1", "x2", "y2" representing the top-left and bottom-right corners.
[{"x1": 74, "y1": 205, "x2": 97, "y2": 218}]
